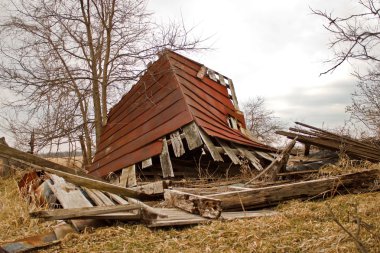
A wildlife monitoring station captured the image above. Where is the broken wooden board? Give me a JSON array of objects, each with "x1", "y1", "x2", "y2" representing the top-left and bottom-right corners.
[
  {"x1": 198, "y1": 128, "x2": 224, "y2": 162},
  {"x1": 250, "y1": 138, "x2": 296, "y2": 182},
  {"x1": 142, "y1": 158, "x2": 153, "y2": 169},
  {"x1": 216, "y1": 138, "x2": 241, "y2": 165},
  {"x1": 83, "y1": 188, "x2": 115, "y2": 206},
  {"x1": 207, "y1": 169, "x2": 380, "y2": 210},
  {"x1": 119, "y1": 165, "x2": 137, "y2": 187},
  {"x1": 30, "y1": 204, "x2": 141, "y2": 221},
  {"x1": 160, "y1": 138, "x2": 174, "y2": 178},
  {"x1": 47, "y1": 175, "x2": 101, "y2": 231},
  {"x1": 130, "y1": 180, "x2": 170, "y2": 196},
  {"x1": 164, "y1": 189, "x2": 222, "y2": 219},
  {"x1": 40, "y1": 166, "x2": 144, "y2": 198},
  {"x1": 234, "y1": 145, "x2": 263, "y2": 171},
  {"x1": 170, "y1": 131, "x2": 185, "y2": 157},
  {"x1": 196, "y1": 65, "x2": 207, "y2": 79},
  {"x1": 0, "y1": 143, "x2": 93, "y2": 179},
  {"x1": 182, "y1": 122, "x2": 203, "y2": 150},
  {"x1": 145, "y1": 208, "x2": 278, "y2": 227},
  {"x1": 0, "y1": 231, "x2": 60, "y2": 253}
]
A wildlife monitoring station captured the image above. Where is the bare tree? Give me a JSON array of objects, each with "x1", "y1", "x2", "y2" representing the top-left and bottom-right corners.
[
  {"x1": 0, "y1": 0, "x2": 205, "y2": 164},
  {"x1": 312, "y1": 0, "x2": 380, "y2": 137},
  {"x1": 242, "y1": 96, "x2": 283, "y2": 144}
]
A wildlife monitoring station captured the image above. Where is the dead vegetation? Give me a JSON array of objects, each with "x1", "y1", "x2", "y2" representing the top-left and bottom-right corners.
[{"x1": 1, "y1": 169, "x2": 380, "y2": 252}]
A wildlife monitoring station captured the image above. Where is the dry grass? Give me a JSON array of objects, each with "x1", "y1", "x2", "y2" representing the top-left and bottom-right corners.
[{"x1": 1, "y1": 167, "x2": 380, "y2": 252}]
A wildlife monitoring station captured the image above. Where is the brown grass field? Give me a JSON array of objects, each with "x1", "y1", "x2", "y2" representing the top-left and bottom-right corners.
[{"x1": 1, "y1": 166, "x2": 380, "y2": 252}]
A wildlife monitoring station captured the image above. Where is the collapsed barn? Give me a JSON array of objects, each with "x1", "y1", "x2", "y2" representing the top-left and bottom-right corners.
[{"x1": 88, "y1": 50, "x2": 276, "y2": 182}]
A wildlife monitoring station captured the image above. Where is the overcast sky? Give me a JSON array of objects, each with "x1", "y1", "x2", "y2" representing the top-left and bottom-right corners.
[{"x1": 148, "y1": 0, "x2": 359, "y2": 129}]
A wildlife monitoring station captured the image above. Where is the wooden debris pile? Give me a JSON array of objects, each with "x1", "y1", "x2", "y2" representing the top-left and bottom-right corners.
[
  {"x1": 1, "y1": 137, "x2": 380, "y2": 252},
  {"x1": 277, "y1": 122, "x2": 380, "y2": 162}
]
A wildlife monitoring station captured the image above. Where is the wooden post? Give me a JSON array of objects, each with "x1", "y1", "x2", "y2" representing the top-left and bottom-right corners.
[
  {"x1": 0, "y1": 137, "x2": 10, "y2": 178},
  {"x1": 160, "y1": 138, "x2": 174, "y2": 178}
]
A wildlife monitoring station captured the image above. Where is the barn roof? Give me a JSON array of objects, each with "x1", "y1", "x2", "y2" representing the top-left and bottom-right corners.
[{"x1": 88, "y1": 50, "x2": 274, "y2": 177}]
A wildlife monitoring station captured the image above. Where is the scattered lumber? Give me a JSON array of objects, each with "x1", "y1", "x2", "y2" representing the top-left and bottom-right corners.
[
  {"x1": 276, "y1": 122, "x2": 380, "y2": 162},
  {"x1": 249, "y1": 138, "x2": 296, "y2": 182},
  {"x1": 207, "y1": 169, "x2": 380, "y2": 210},
  {"x1": 130, "y1": 180, "x2": 170, "y2": 196},
  {"x1": 30, "y1": 204, "x2": 141, "y2": 221},
  {"x1": 164, "y1": 189, "x2": 222, "y2": 219}
]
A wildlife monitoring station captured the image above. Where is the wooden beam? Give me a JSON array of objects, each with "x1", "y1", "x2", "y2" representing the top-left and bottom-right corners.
[
  {"x1": 160, "y1": 138, "x2": 174, "y2": 178},
  {"x1": 182, "y1": 122, "x2": 203, "y2": 150},
  {"x1": 198, "y1": 128, "x2": 224, "y2": 162},
  {"x1": 120, "y1": 165, "x2": 137, "y2": 187},
  {"x1": 164, "y1": 189, "x2": 222, "y2": 219},
  {"x1": 207, "y1": 169, "x2": 380, "y2": 210},
  {"x1": 249, "y1": 138, "x2": 296, "y2": 182},
  {"x1": 216, "y1": 138, "x2": 241, "y2": 165},
  {"x1": 30, "y1": 204, "x2": 141, "y2": 221},
  {"x1": 130, "y1": 180, "x2": 170, "y2": 196},
  {"x1": 170, "y1": 131, "x2": 185, "y2": 157},
  {"x1": 0, "y1": 143, "x2": 99, "y2": 179}
]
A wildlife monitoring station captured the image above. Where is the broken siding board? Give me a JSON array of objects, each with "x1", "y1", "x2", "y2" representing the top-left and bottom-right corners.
[
  {"x1": 198, "y1": 128, "x2": 224, "y2": 162},
  {"x1": 120, "y1": 165, "x2": 137, "y2": 187},
  {"x1": 234, "y1": 146, "x2": 263, "y2": 171},
  {"x1": 183, "y1": 122, "x2": 203, "y2": 150},
  {"x1": 47, "y1": 175, "x2": 99, "y2": 231},
  {"x1": 216, "y1": 138, "x2": 241, "y2": 165},
  {"x1": 106, "y1": 193, "x2": 129, "y2": 205},
  {"x1": 207, "y1": 69, "x2": 217, "y2": 81},
  {"x1": 255, "y1": 151, "x2": 275, "y2": 162},
  {"x1": 84, "y1": 188, "x2": 115, "y2": 206},
  {"x1": 142, "y1": 158, "x2": 153, "y2": 169},
  {"x1": 160, "y1": 138, "x2": 174, "y2": 178},
  {"x1": 170, "y1": 131, "x2": 185, "y2": 157}
]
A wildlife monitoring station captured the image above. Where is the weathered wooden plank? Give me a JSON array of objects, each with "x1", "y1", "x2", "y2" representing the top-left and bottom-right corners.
[
  {"x1": 47, "y1": 175, "x2": 99, "y2": 231},
  {"x1": 83, "y1": 188, "x2": 115, "y2": 206},
  {"x1": 164, "y1": 189, "x2": 222, "y2": 219},
  {"x1": 198, "y1": 128, "x2": 224, "y2": 162},
  {"x1": 142, "y1": 158, "x2": 153, "y2": 169},
  {"x1": 207, "y1": 169, "x2": 380, "y2": 210},
  {"x1": 216, "y1": 138, "x2": 241, "y2": 165},
  {"x1": 0, "y1": 143, "x2": 95, "y2": 179},
  {"x1": 255, "y1": 151, "x2": 275, "y2": 162},
  {"x1": 170, "y1": 131, "x2": 185, "y2": 157},
  {"x1": 130, "y1": 181, "x2": 169, "y2": 196},
  {"x1": 120, "y1": 165, "x2": 137, "y2": 187},
  {"x1": 234, "y1": 146, "x2": 262, "y2": 170},
  {"x1": 182, "y1": 122, "x2": 203, "y2": 150},
  {"x1": 196, "y1": 65, "x2": 207, "y2": 79},
  {"x1": 250, "y1": 139, "x2": 296, "y2": 182},
  {"x1": 160, "y1": 138, "x2": 174, "y2": 178},
  {"x1": 127, "y1": 198, "x2": 168, "y2": 219},
  {"x1": 37, "y1": 166, "x2": 144, "y2": 198},
  {"x1": 30, "y1": 204, "x2": 141, "y2": 221}
]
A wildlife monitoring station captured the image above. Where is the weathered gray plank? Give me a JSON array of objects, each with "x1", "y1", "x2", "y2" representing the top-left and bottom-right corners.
[
  {"x1": 227, "y1": 78, "x2": 240, "y2": 111},
  {"x1": 160, "y1": 138, "x2": 174, "y2": 178},
  {"x1": 218, "y1": 73, "x2": 226, "y2": 86},
  {"x1": 120, "y1": 165, "x2": 137, "y2": 187},
  {"x1": 234, "y1": 146, "x2": 263, "y2": 171},
  {"x1": 30, "y1": 204, "x2": 141, "y2": 221},
  {"x1": 182, "y1": 122, "x2": 203, "y2": 150},
  {"x1": 142, "y1": 158, "x2": 153, "y2": 169},
  {"x1": 170, "y1": 131, "x2": 185, "y2": 157},
  {"x1": 164, "y1": 189, "x2": 222, "y2": 219},
  {"x1": 216, "y1": 138, "x2": 241, "y2": 165},
  {"x1": 198, "y1": 128, "x2": 224, "y2": 162}
]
